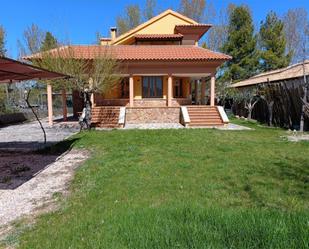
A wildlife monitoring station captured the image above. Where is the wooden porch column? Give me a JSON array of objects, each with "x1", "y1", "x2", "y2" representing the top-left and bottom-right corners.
[
  {"x1": 90, "y1": 93, "x2": 96, "y2": 107},
  {"x1": 129, "y1": 75, "x2": 134, "y2": 107},
  {"x1": 210, "y1": 75, "x2": 216, "y2": 106},
  {"x1": 61, "y1": 88, "x2": 67, "y2": 121},
  {"x1": 201, "y1": 78, "x2": 206, "y2": 105},
  {"x1": 167, "y1": 75, "x2": 173, "y2": 107},
  {"x1": 47, "y1": 84, "x2": 53, "y2": 126}
]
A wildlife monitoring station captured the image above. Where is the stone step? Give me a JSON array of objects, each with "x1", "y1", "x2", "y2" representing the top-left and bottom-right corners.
[
  {"x1": 189, "y1": 113, "x2": 219, "y2": 117},
  {"x1": 187, "y1": 106, "x2": 223, "y2": 126},
  {"x1": 190, "y1": 122, "x2": 224, "y2": 127}
]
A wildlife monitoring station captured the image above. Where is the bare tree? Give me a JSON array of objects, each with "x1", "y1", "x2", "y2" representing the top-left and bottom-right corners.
[
  {"x1": 179, "y1": 0, "x2": 206, "y2": 22},
  {"x1": 144, "y1": 0, "x2": 157, "y2": 20},
  {"x1": 235, "y1": 87, "x2": 260, "y2": 120},
  {"x1": 0, "y1": 25, "x2": 6, "y2": 56},
  {"x1": 206, "y1": 3, "x2": 236, "y2": 52},
  {"x1": 31, "y1": 45, "x2": 121, "y2": 130},
  {"x1": 283, "y1": 8, "x2": 309, "y2": 64},
  {"x1": 259, "y1": 84, "x2": 277, "y2": 126},
  {"x1": 117, "y1": 5, "x2": 141, "y2": 35},
  {"x1": 18, "y1": 24, "x2": 45, "y2": 58}
]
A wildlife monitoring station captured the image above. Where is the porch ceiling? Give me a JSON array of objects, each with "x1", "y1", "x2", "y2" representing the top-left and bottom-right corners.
[{"x1": 120, "y1": 60, "x2": 219, "y2": 76}]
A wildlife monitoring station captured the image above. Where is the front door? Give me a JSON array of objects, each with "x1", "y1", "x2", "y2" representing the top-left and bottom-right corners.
[{"x1": 142, "y1": 76, "x2": 163, "y2": 98}]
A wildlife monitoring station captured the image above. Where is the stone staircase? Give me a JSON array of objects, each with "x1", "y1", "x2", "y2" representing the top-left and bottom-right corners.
[
  {"x1": 91, "y1": 106, "x2": 121, "y2": 128},
  {"x1": 187, "y1": 106, "x2": 224, "y2": 127}
]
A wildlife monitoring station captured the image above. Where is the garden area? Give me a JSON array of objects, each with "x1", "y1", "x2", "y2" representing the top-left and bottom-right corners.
[{"x1": 3, "y1": 120, "x2": 308, "y2": 249}]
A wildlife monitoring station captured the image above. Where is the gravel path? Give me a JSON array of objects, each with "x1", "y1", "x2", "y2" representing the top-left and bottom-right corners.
[
  {"x1": 0, "y1": 117, "x2": 79, "y2": 152},
  {"x1": 0, "y1": 149, "x2": 89, "y2": 229},
  {"x1": 287, "y1": 134, "x2": 309, "y2": 142}
]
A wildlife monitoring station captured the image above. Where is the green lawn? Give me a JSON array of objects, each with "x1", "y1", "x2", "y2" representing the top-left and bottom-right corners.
[{"x1": 13, "y1": 121, "x2": 309, "y2": 248}]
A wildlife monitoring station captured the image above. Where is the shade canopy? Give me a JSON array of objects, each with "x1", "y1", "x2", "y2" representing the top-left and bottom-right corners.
[{"x1": 0, "y1": 56, "x2": 69, "y2": 84}]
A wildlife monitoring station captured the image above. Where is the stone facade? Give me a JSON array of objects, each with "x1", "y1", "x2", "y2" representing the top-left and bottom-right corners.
[{"x1": 125, "y1": 107, "x2": 181, "y2": 124}]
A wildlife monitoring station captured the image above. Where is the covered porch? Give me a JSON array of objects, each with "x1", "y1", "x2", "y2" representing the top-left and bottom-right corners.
[{"x1": 92, "y1": 64, "x2": 217, "y2": 108}]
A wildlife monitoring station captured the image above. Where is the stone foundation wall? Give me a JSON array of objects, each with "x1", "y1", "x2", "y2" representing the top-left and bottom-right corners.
[
  {"x1": 133, "y1": 99, "x2": 167, "y2": 107},
  {"x1": 126, "y1": 107, "x2": 181, "y2": 124},
  {"x1": 132, "y1": 98, "x2": 191, "y2": 107}
]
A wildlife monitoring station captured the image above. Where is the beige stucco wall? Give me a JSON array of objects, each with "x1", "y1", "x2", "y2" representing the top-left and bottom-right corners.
[
  {"x1": 133, "y1": 76, "x2": 142, "y2": 99},
  {"x1": 137, "y1": 14, "x2": 191, "y2": 35}
]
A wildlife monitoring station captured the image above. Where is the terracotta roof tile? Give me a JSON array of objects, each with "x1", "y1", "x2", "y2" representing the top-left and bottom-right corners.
[
  {"x1": 134, "y1": 34, "x2": 183, "y2": 40},
  {"x1": 24, "y1": 45, "x2": 231, "y2": 62}
]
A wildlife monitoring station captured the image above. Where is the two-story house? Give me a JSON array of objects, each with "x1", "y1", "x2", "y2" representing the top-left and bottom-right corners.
[{"x1": 26, "y1": 9, "x2": 231, "y2": 128}]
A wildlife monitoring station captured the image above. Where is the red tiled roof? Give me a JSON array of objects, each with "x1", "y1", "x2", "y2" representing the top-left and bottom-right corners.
[
  {"x1": 24, "y1": 45, "x2": 231, "y2": 62},
  {"x1": 134, "y1": 34, "x2": 183, "y2": 40},
  {"x1": 175, "y1": 24, "x2": 212, "y2": 27}
]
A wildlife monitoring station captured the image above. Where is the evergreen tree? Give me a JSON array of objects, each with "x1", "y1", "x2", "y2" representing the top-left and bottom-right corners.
[
  {"x1": 221, "y1": 6, "x2": 258, "y2": 82},
  {"x1": 0, "y1": 25, "x2": 6, "y2": 56},
  {"x1": 259, "y1": 11, "x2": 291, "y2": 72},
  {"x1": 41, "y1": 32, "x2": 58, "y2": 52}
]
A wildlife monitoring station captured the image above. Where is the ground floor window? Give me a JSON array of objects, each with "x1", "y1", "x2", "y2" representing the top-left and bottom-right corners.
[{"x1": 142, "y1": 76, "x2": 163, "y2": 98}]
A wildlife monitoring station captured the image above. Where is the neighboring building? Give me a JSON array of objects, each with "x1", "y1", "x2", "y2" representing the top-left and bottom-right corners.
[
  {"x1": 232, "y1": 60, "x2": 309, "y2": 130},
  {"x1": 26, "y1": 9, "x2": 231, "y2": 128}
]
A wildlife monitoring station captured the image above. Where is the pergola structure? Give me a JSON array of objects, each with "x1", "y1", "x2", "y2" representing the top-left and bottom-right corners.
[{"x1": 0, "y1": 56, "x2": 69, "y2": 125}]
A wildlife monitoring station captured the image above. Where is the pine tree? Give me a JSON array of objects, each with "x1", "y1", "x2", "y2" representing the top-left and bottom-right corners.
[
  {"x1": 0, "y1": 25, "x2": 6, "y2": 56},
  {"x1": 259, "y1": 11, "x2": 291, "y2": 72},
  {"x1": 221, "y1": 6, "x2": 258, "y2": 82},
  {"x1": 41, "y1": 32, "x2": 58, "y2": 52}
]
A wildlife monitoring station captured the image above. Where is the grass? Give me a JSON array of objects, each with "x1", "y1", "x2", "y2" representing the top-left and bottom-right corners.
[{"x1": 12, "y1": 121, "x2": 309, "y2": 248}]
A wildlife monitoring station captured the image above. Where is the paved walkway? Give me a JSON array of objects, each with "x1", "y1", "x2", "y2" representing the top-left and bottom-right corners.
[
  {"x1": 124, "y1": 122, "x2": 251, "y2": 130},
  {"x1": 0, "y1": 118, "x2": 79, "y2": 152},
  {"x1": 124, "y1": 123, "x2": 184, "y2": 129}
]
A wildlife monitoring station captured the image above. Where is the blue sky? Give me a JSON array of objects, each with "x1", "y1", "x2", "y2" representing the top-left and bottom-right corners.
[{"x1": 1, "y1": 0, "x2": 308, "y2": 58}]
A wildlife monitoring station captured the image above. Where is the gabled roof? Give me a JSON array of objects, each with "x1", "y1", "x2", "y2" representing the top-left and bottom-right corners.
[
  {"x1": 231, "y1": 60, "x2": 309, "y2": 88},
  {"x1": 111, "y1": 9, "x2": 198, "y2": 45},
  {"x1": 0, "y1": 56, "x2": 68, "y2": 83},
  {"x1": 174, "y1": 24, "x2": 212, "y2": 40},
  {"x1": 24, "y1": 45, "x2": 231, "y2": 62}
]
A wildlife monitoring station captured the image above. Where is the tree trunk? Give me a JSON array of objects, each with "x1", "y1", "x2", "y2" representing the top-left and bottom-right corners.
[
  {"x1": 248, "y1": 109, "x2": 252, "y2": 120},
  {"x1": 268, "y1": 100, "x2": 274, "y2": 126}
]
